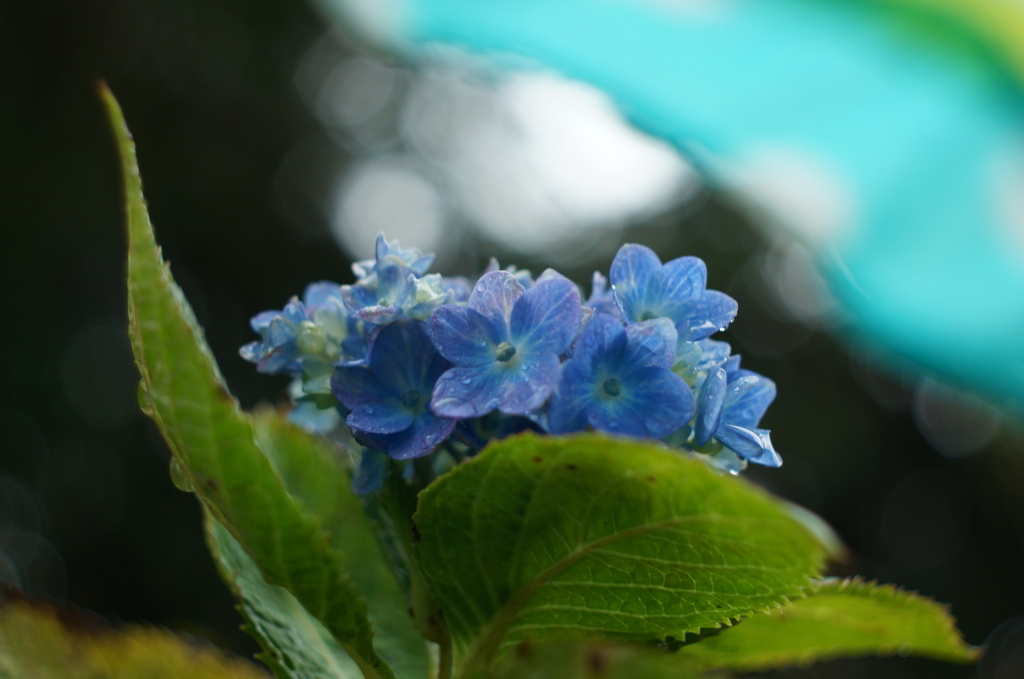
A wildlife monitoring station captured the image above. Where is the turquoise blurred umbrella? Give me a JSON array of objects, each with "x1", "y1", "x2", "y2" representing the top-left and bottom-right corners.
[{"x1": 317, "y1": 0, "x2": 1024, "y2": 406}]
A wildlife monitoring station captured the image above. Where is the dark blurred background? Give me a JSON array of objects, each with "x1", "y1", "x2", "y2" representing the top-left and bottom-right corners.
[{"x1": 2, "y1": 1, "x2": 1023, "y2": 677}]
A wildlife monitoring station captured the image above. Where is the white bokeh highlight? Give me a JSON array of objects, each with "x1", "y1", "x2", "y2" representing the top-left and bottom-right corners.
[
  {"x1": 331, "y1": 156, "x2": 446, "y2": 259},
  {"x1": 729, "y1": 145, "x2": 855, "y2": 247},
  {"x1": 302, "y1": 49, "x2": 699, "y2": 263}
]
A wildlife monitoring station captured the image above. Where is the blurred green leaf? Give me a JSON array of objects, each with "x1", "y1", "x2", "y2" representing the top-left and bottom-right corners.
[
  {"x1": 414, "y1": 433, "x2": 826, "y2": 673},
  {"x1": 0, "y1": 598, "x2": 268, "y2": 679},
  {"x1": 677, "y1": 578, "x2": 979, "y2": 671},
  {"x1": 251, "y1": 411, "x2": 431, "y2": 678},
  {"x1": 207, "y1": 515, "x2": 362, "y2": 679},
  {"x1": 104, "y1": 85, "x2": 401, "y2": 679},
  {"x1": 463, "y1": 640, "x2": 700, "y2": 679}
]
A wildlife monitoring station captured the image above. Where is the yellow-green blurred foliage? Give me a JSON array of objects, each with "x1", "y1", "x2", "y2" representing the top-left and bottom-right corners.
[{"x1": 0, "y1": 599, "x2": 268, "y2": 679}]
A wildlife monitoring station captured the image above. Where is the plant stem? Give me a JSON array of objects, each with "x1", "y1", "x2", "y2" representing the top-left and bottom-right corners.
[{"x1": 437, "y1": 625, "x2": 454, "y2": 679}]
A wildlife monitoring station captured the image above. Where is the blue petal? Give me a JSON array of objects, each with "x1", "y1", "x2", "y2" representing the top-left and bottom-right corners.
[
  {"x1": 546, "y1": 367, "x2": 592, "y2": 435},
  {"x1": 623, "y1": 318, "x2": 677, "y2": 370},
  {"x1": 533, "y1": 268, "x2": 564, "y2": 285},
  {"x1": 724, "y1": 372, "x2": 776, "y2": 429},
  {"x1": 370, "y1": 320, "x2": 450, "y2": 394},
  {"x1": 355, "y1": 305, "x2": 403, "y2": 324},
  {"x1": 375, "y1": 265, "x2": 411, "y2": 305},
  {"x1": 409, "y1": 254, "x2": 436, "y2": 276},
  {"x1": 375, "y1": 233, "x2": 436, "y2": 276},
  {"x1": 442, "y1": 275, "x2": 472, "y2": 303},
  {"x1": 332, "y1": 364, "x2": 396, "y2": 411},
  {"x1": 250, "y1": 310, "x2": 278, "y2": 333},
  {"x1": 693, "y1": 339, "x2": 732, "y2": 372},
  {"x1": 341, "y1": 283, "x2": 378, "y2": 312},
  {"x1": 584, "y1": 397, "x2": 648, "y2": 437},
  {"x1": 485, "y1": 258, "x2": 535, "y2": 287},
  {"x1": 509, "y1": 274, "x2": 581, "y2": 356},
  {"x1": 239, "y1": 341, "x2": 265, "y2": 363},
  {"x1": 619, "y1": 365, "x2": 694, "y2": 438},
  {"x1": 381, "y1": 412, "x2": 457, "y2": 460},
  {"x1": 717, "y1": 425, "x2": 782, "y2": 468},
  {"x1": 679, "y1": 290, "x2": 738, "y2": 341},
  {"x1": 282, "y1": 299, "x2": 308, "y2": 325},
  {"x1": 334, "y1": 367, "x2": 412, "y2": 435},
  {"x1": 431, "y1": 366, "x2": 504, "y2": 418},
  {"x1": 257, "y1": 344, "x2": 298, "y2": 374},
  {"x1": 373, "y1": 233, "x2": 388, "y2": 262},
  {"x1": 609, "y1": 243, "x2": 661, "y2": 321},
  {"x1": 313, "y1": 297, "x2": 350, "y2": 341},
  {"x1": 303, "y1": 281, "x2": 343, "y2": 308},
  {"x1": 571, "y1": 313, "x2": 627, "y2": 374},
  {"x1": 347, "y1": 403, "x2": 414, "y2": 435},
  {"x1": 585, "y1": 271, "x2": 621, "y2": 318},
  {"x1": 427, "y1": 305, "x2": 502, "y2": 366},
  {"x1": 695, "y1": 367, "x2": 727, "y2": 446},
  {"x1": 715, "y1": 423, "x2": 762, "y2": 459},
  {"x1": 610, "y1": 243, "x2": 661, "y2": 294},
  {"x1": 582, "y1": 365, "x2": 691, "y2": 439},
  {"x1": 468, "y1": 271, "x2": 525, "y2": 333},
  {"x1": 496, "y1": 351, "x2": 562, "y2": 415},
  {"x1": 458, "y1": 412, "x2": 544, "y2": 448},
  {"x1": 267, "y1": 315, "x2": 297, "y2": 346},
  {"x1": 341, "y1": 332, "x2": 368, "y2": 362},
  {"x1": 660, "y1": 256, "x2": 706, "y2": 301},
  {"x1": 351, "y1": 256, "x2": 375, "y2": 282}
]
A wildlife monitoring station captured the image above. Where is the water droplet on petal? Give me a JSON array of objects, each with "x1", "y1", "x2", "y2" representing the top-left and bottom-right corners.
[{"x1": 460, "y1": 377, "x2": 472, "y2": 385}]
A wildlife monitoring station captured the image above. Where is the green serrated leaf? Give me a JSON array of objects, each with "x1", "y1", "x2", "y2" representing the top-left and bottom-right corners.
[
  {"x1": 676, "y1": 578, "x2": 979, "y2": 671},
  {"x1": 207, "y1": 514, "x2": 362, "y2": 679},
  {"x1": 413, "y1": 433, "x2": 826, "y2": 673},
  {"x1": 102, "y1": 85, "x2": 397, "y2": 679},
  {"x1": 251, "y1": 411, "x2": 432, "y2": 679}
]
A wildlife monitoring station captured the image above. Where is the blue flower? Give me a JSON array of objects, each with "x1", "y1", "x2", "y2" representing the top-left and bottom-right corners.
[
  {"x1": 332, "y1": 320, "x2": 456, "y2": 460},
  {"x1": 673, "y1": 337, "x2": 732, "y2": 385},
  {"x1": 351, "y1": 233, "x2": 435, "y2": 284},
  {"x1": 428, "y1": 270, "x2": 582, "y2": 418},
  {"x1": 584, "y1": 271, "x2": 621, "y2": 319},
  {"x1": 547, "y1": 315, "x2": 694, "y2": 439},
  {"x1": 440, "y1": 275, "x2": 473, "y2": 304},
  {"x1": 482, "y1": 257, "x2": 535, "y2": 288},
  {"x1": 610, "y1": 243, "x2": 737, "y2": 341},
  {"x1": 456, "y1": 412, "x2": 544, "y2": 452},
  {"x1": 343, "y1": 270, "x2": 451, "y2": 325},
  {"x1": 694, "y1": 356, "x2": 781, "y2": 467},
  {"x1": 240, "y1": 281, "x2": 349, "y2": 375},
  {"x1": 341, "y1": 236, "x2": 451, "y2": 325}
]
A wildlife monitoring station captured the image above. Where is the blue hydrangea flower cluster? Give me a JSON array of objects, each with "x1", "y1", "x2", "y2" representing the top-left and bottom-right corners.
[{"x1": 242, "y1": 235, "x2": 781, "y2": 490}]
